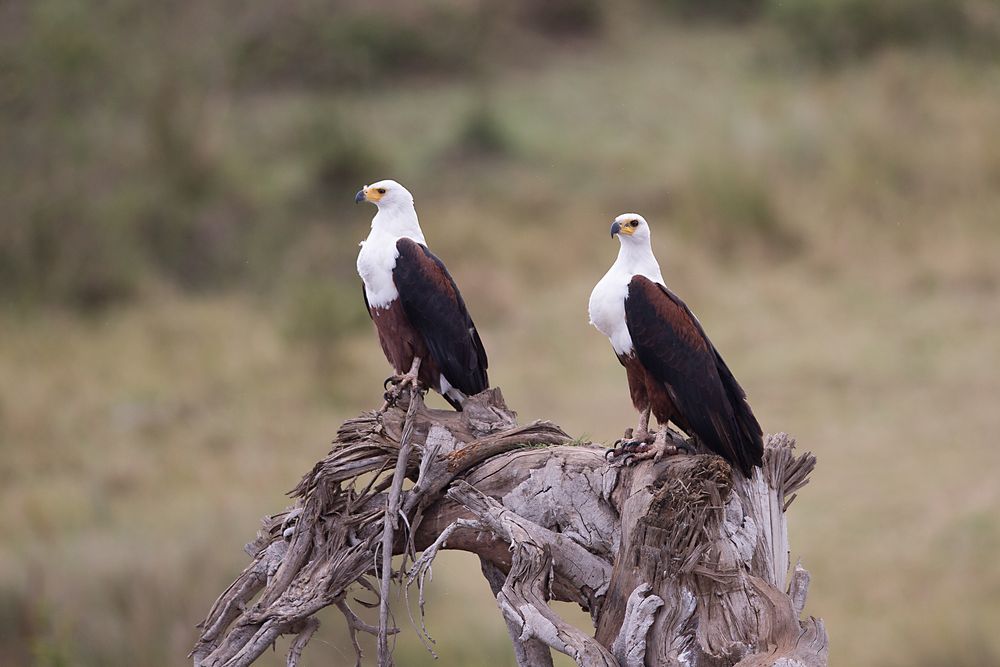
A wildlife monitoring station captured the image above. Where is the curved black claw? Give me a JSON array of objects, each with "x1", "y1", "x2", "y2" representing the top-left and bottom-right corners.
[
  {"x1": 383, "y1": 383, "x2": 405, "y2": 407},
  {"x1": 605, "y1": 438, "x2": 649, "y2": 462},
  {"x1": 605, "y1": 446, "x2": 637, "y2": 466}
]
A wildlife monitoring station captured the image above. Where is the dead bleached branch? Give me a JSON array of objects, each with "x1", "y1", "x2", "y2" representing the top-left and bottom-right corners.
[{"x1": 193, "y1": 389, "x2": 826, "y2": 667}]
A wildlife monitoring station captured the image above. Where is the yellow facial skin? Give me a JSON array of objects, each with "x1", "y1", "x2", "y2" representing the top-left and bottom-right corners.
[
  {"x1": 363, "y1": 185, "x2": 387, "y2": 203},
  {"x1": 618, "y1": 220, "x2": 638, "y2": 236}
]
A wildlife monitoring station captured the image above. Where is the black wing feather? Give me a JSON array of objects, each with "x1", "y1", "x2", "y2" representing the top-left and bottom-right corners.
[
  {"x1": 392, "y1": 238, "x2": 489, "y2": 397},
  {"x1": 361, "y1": 281, "x2": 372, "y2": 319},
  {"x1": 625, "y1": 275, "x2": 763, "y2": 476}
]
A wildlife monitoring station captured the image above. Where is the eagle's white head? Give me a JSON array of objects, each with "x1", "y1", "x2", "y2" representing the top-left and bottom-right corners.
[
  {"x1": 355, "y1": 178, "x2": 423, "y2": 241},
  {"x1": 355, "y1": 179, "x2": 414, "y2": 211},
  {"x1": 610, "y1": 213, "x2": 651, "y2": 246},
  {"x1": 608, "y1": 212, "x2": 662, "y2": 281}
]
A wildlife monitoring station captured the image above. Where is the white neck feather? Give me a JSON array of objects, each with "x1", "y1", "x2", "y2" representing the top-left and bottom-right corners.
[
  {"x1": 613, "y1": 240, "x2": 663, "y2": 284},
  {"x1": 357, "y1": 202, "x2": 426, "y2": 309},
  {"x1": 370, "y1": 202, "x2": 425, "y2": 244}
]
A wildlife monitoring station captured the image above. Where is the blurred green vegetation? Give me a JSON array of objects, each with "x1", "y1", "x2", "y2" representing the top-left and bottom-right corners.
[
  {"x1": 4, "y1": 0, "x2": 998, "y2": 312},
  {"x1": 657, "y1": 0, "x2": 767, "y2": 23},
  {"x1": 769, "y1": 0, "x2": 1000, "y2": 64},
  {"x1": 2, "y1": 0, "x2": 1000, "y2": 666}
]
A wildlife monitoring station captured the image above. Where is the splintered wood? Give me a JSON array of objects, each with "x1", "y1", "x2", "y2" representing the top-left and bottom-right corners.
[{"x1": 192, "y1": 390, "x2": 827, "y2": 667}]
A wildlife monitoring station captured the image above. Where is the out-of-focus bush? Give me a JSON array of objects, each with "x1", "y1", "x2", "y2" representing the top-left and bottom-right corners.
[
  {"x1": 452, "y1": 102, "x2": 515, "y2": 160},
  {"x1": 647, "y1": 0, "x2": 1000, "y2": 59},
  {"x1": 677, "y1": 162, "x2": 802, "y2": 260},
  {"x1": 0, "y1": 1, "x2": 111, "y2": 111},
  {"x1": 233, "y1": 7, "x2": 480, "y2": 90},
  {"x1": 518, "y1": 0, "x2": 606, "y2": 36},
  {"x1": 768, "y1": 0, "x2": 1000, "y2": 64},
  {"x1": 653, "y1": 0, "x2": 766, "y2": 22},
  {"x1": 135, "y1": 78, "x2": 247, "y2": 291},
  {"x1": 299, "y1": 115, "x2": 386, "y2": 206},
  {"x1": 0, "y1": 199, "x2": 140, "y2": 312},
  {"x1": 0, "y1": 1, "x2": 139, "y2": 311}
]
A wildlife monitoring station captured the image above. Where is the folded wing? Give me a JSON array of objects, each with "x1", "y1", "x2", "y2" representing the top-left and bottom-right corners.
[
  {"x1": 624, "y1": 275, "x2": 763, "y2": 475},
  {"x1": 392, "y1": 238, "x2": 489, "y2": 399}
]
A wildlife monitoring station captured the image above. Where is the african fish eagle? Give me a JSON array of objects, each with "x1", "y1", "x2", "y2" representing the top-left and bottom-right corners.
[
  {"x1": 355, "y1": 179, "x2": 488, "y2": 410},
  {"x1": 588, "y1": 213, "x2": 763, "y2": 475}
]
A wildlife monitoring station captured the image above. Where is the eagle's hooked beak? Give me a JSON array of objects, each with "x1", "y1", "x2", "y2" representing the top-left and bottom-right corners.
[
  {"x1": 610, "y1": 221, "x2": 622, "y2": 238},
  {"x1": 355, "y1": 188, "x2": 367, "y2": 204}
]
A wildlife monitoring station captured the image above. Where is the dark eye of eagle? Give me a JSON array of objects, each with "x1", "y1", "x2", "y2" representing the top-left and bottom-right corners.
[
  {"x1": 377, "y1": 188, "x2": 387, "y2": 194},
  {"x1": 630, "y1": 220, "x2": 639, "y2": 227}
]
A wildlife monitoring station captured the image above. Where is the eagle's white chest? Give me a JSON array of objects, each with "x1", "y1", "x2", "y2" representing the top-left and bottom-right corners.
[
  {"x1": 357, "y1": 208, "x2": 427, "y2": 309},
  {"x1": 357, "y1": 231, "x2": 401, "y2": 309},
  {"x1": 589, "y1": 245, "x2": 665, "y2": 357},
  {"x1": 588, "y1": 268, "x2": 634, "y2": 356}
]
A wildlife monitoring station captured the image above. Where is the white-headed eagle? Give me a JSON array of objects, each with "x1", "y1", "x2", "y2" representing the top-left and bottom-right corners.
[
  {"x1": 588, "y1": 213, "x2": 763, "y2": 475},
  {"x1": 355, "y1": 179, "x2": 488, "y2": 410}
]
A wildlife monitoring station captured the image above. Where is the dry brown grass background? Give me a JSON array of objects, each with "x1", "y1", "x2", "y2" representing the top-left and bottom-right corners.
[{"x1": 2, "y1": 1, "x2": 1000, "y2": 665}]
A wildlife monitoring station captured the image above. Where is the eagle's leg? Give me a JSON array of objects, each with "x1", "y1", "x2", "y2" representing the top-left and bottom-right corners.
[
  {"x1": 634, "y1": 407, "x2": 651, "y2": 443},
  {"x1": 398, "y1": 356, "x2": 422, "y2": 389},
  {"x1": 383, "y1": 357, "x2": 422, "y2": 390},
  {"x1": 382, "y1": 357, "x2": 422, "y2": 409}
]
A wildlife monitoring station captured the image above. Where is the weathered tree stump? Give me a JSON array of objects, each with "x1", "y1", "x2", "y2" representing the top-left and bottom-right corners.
[{"x1": 192, "y1": 389, "x2": 827, "y2": 667}]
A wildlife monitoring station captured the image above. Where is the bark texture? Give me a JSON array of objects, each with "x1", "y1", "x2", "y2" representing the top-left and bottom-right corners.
[{"x1": 192, "y1": 389, "x2": 827, "y2": 667}]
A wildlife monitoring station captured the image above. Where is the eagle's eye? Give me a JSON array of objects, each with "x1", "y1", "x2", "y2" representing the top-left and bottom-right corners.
[
  {"x1": 630, "y1": 220, "x2": 639, "y2": 227},
  {"x1": 377, "y1": 188, "x2": 387, "y2": 195}
]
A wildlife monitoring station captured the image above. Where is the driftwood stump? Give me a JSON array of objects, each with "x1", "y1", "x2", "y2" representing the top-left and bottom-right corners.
[{"x1": 192, "y1": 389, "x2": 827, "y2": 667}]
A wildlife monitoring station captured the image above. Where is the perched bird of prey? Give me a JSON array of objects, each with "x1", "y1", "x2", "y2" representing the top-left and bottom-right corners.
[
  {"x1": 355, "y1": 179, "x2": 488, "y2": 410},
  {"x1": 588, "y1": 214, "x2": 763, "y2": 475}
]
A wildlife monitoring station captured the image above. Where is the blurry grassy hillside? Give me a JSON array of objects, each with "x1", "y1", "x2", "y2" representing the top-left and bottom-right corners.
[{"x1": 2, "y1": 0, "x2": 1000, "y2": 665}]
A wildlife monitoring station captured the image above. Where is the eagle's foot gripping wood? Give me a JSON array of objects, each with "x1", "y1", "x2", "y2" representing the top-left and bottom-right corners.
[
  {"x1": 619, "y1": 428, "x2": 697, "y2": 464},
  {"x1": 193, "y1": 393, "x2": 827, "y2": 667},
  {"x1": 622, "y1": 441, "x2": 679, "y2": 464},
  {"x1": 380, "y1": 377, "x2": 424, "y2": 412},
  {"x1": 605, "y1": 426, "x2": 655, "y2": 462},
  {"x1": 380, "y1": 357, "x2": 424, "y2": 413},
  {"x1": 605, "y1": 425, "x2": 694, "y2": 465}
]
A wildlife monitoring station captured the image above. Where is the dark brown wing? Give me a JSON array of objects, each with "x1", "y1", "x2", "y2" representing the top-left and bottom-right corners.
[
  {"x1": 624, "y1": 275, "x2": 762, "y2": 476},
  {"x1": 392, "y1": 238, "x2": 489, "y2": 399}
]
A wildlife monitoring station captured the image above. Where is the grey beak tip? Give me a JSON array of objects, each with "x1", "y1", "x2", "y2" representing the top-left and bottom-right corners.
[
  {"x1": 354, "y1": 189, "x2": 365, "y2": 204},
  {"x1": 610, "y1": 221, "x2": 621, "y2": 237}
]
